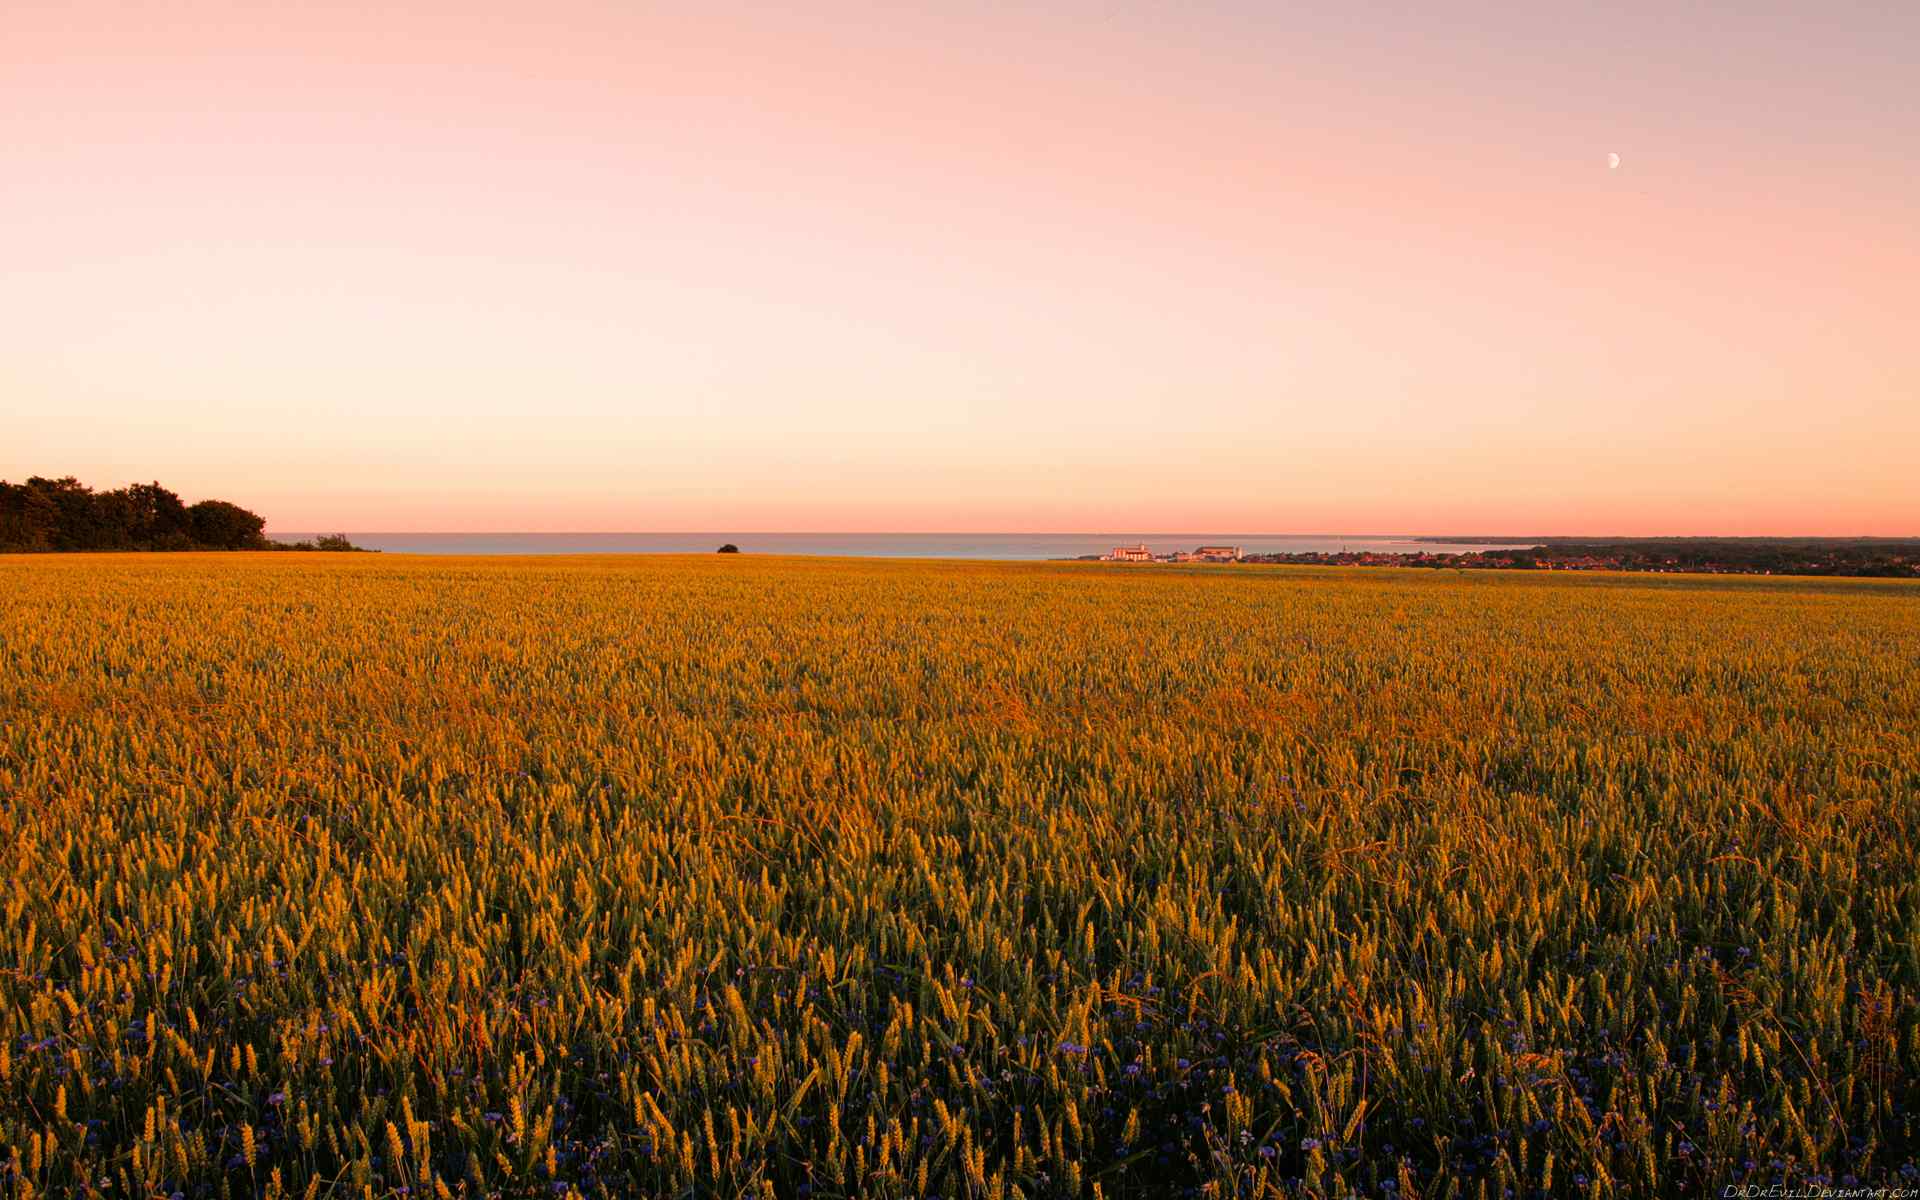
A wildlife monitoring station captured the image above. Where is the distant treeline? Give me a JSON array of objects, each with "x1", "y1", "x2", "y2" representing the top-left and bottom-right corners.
[
  {"x1": 1487, "y1": 539, "x2": 1920, "y2": 577},
  {"x1": 0, "y1": 476, "x2": 366, "y2": 553},
  {"x1": 1234, "y1": 536, "x2": 1920, "y2": 578}
]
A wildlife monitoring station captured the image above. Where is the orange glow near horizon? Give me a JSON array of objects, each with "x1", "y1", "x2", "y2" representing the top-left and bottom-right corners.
[{"x1": 3, "y1": 1, "x2": 1914, "y2": 535}]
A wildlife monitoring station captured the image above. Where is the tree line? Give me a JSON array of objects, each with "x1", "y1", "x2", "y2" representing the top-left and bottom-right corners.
[{"x1": 0, "y1": 475, "x2": 362, "y2": 553}]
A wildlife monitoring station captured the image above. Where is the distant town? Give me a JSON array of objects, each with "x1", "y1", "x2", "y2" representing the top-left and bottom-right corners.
[
  {"x1": 1103, "y1": 543, "x2": 1246, "y2": 563},
  {"x1": 1078, "y1": 538, "x2": 1920, "y2": 579}
]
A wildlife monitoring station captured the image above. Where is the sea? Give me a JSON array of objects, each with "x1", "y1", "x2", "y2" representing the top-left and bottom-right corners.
[{"x1": 263, "y1": 533, "x2": 1528, "y2": 559}]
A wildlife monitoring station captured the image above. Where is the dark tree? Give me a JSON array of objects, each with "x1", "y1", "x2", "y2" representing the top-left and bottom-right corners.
[
  {"x1": 33, "y1": 476, "x2": 107, "y2": 551},
  {"x1": 0, "y1": 481, "x2": 60, "y2": 552},
  {"x1": 117, "y1": 482, "x2": 194, "y2": 549},
  {"x1": 189, "y1": 500, "x2": 268, "y2": 549},
  {"x1": 717, "y1": 543, "x2": 741, "y2": 554}
]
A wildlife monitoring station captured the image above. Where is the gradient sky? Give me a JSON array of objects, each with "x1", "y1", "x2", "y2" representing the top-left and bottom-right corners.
[{"x1": 3, "y1": 1, "x2": 1914, "y2": 534}]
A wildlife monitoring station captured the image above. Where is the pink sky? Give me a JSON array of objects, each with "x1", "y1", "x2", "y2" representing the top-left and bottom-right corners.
[{"x1": 3, "y1": 0, "x2": 1914, "y2": 534}]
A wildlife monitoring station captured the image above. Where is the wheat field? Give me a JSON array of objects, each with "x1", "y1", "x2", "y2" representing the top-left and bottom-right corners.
[{"x1": 1, "y1": 553, "x2": 1915, "y2": 1198}]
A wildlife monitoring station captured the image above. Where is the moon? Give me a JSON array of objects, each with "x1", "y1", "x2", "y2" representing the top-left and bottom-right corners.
[{"x1": 1608, "y1": 152, "x2": 1621, "y2": 170}]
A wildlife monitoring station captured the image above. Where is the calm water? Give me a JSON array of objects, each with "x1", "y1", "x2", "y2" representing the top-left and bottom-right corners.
[{"x1": 266, "y1": 532, "x2": 1529, "y2": 559}]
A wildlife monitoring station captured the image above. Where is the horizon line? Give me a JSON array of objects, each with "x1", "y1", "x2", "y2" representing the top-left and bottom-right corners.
[{"x1": 262, "y1": 529, "x2": 1918, "y2": 540}]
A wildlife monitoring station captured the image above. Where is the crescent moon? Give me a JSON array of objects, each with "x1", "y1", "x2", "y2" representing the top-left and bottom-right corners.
[{"x1": 1608, "y1": 152, "x2": 1621, "y2": 169}]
